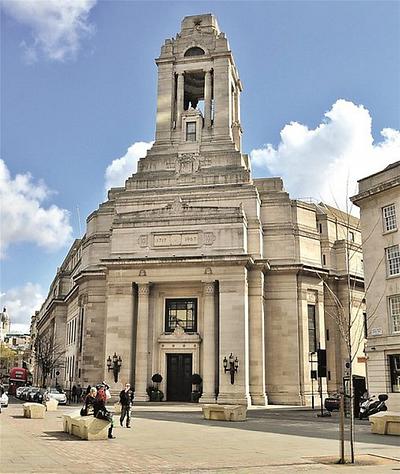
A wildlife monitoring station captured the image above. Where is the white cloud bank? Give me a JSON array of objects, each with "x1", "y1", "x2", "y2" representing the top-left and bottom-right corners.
[
  {"x1": 0, "y1": 159, "x2": 73, "y2": 258},
  {"x1": 0, "y1": 283, "x2": 44, "y2": 333},
  {"x1": 250, "y1": 99, "x2": 400, "y2": 211},
  {"x1": 105, "y1": 141, "x2": 153, "y2": 191},
  {"x1": 2, "y1": 0, "x2": 97, "y2": 62}
]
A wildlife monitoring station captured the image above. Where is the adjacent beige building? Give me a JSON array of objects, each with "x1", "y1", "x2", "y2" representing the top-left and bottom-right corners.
[
  {"x1": 352, "y1": 161, "x2": 400, "y2": 410},
  {"x1": 33, "y1": 14, "x2": 365, "y2": 405}
]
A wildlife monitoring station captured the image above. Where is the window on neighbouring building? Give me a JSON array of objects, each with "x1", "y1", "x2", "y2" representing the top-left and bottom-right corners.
[
  {"x1": 383, "y1": 204, "x2": 397, "y2": 232},
  {"x1": 186, "y1": 122, "x2": 196, "y2": 141},
  {"x1": 322, "y1": 254, "x2": 326, "y2": 266},
  {"x1": 389, "y1": 354, "x2": 400, "y2": 392},
  {"x1": 307, "y1": 304, "x2": 317, "y2": 353},
  {"x1": 386, "y1": 245, "x2": 400, "y2": 276},
  {"x1": 165, "y1": 298, "x2": 197, "y2": 332},
  {"x1": 349, "y1": 231, "x2": 355, "y2": 242},
  {"x1": 389, "y1": 295, "x2": 400, "y2": 333}
]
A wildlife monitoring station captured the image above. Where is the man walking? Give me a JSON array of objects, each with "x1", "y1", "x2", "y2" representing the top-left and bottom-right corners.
[{"x1": 119, "y1": 383, "x2": 134, "y2": 428}]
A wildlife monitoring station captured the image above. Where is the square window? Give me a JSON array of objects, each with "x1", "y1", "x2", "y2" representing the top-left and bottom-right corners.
[
  {"x1": 186, "y1": 122, "x2": 196, "y2": 142},
  {"x1": 389, "y1": 295, "x2": 400, "y2": 333},
  {"x1": 386, "y1": 245, "x2": 400, "y2": 276},
  {"x1": 383, "y1": 204, "x2": 397, "y2": 232},
  {"x1": 165, "y1": 298, "x2": 197, "y2": 332}
]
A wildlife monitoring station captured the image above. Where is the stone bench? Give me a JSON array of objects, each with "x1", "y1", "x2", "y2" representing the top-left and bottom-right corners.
[
  {"x1": 370, "y1": 411, "x2": 400, "y2": 436},
  {"x1": 202, "y1": 404, "x2": 247, "y2": 422},
  {"x1": 23, "y1": 403, "x2": 46, "y2": 419},
  {"x1": 62, "y1": 412, "x2": 81, "y2": 433},
  {"x1": 44, "y1": 398, "x2": 58, "y2": 411},
  {"x1": 63, "y1": 413, "x2": 111, "y2": 440}
]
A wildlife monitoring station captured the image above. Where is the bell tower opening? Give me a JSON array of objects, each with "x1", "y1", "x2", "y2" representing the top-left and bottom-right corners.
[{"x1": 154, "y1": 13, "x2": 243, "y2": 153}]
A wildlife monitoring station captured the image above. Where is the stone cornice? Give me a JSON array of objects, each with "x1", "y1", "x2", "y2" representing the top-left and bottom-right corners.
[
  {"x1": 351, "y1": 176, "x2": 400, "y2": 205},
  {"x1": 101, "y1": 254, "x2": 254, "y2": 269},
  {"x1": 73, "y1": 269, "x2": 107, "y2": 284}
]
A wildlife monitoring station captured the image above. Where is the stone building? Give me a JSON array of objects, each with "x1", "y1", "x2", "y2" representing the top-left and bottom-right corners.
[
  {"x1": 34, "y1": 14, "x2": 365, "y2": 405},
  {"x1": 352, "y1": 161, "x2": 400, "y2": 410}
]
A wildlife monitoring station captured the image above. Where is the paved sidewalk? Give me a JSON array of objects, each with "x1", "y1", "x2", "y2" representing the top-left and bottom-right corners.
[{"x1": 0, "y1": 400, "x2": 399, "y2": 473}]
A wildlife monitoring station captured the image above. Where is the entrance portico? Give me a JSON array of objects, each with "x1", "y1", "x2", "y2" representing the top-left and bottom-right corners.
[{"x1": 102, "y1": 256, "x2": 267, "y2": 405}]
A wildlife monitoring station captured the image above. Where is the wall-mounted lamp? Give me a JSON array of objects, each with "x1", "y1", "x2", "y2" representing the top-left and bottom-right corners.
[
  {"x1": 223, "y1": 353, "x2": 239, "y2": 384},
  {"x1": 107, "y1": 352, "x2": 122, "y2": 383}
]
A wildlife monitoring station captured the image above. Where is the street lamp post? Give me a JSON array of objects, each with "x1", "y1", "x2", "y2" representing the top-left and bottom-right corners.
[
  {"x1": 223, "y1": 353, "x2": 239, "y2": 384},
  {"x1": 107, "y1": 353, "x2": 122, "y2": 383}
]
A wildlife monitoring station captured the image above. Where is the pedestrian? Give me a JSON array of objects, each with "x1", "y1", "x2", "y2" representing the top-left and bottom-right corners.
[
  {"x1": 85, "y1": 385, "x2": 91, "y2": 396},
  {"x1": 119, "y1": 383, "x2": 134, "y2": 428},
  {"x1": 71, "y1": 385, "x2": 77, "y2": 403},
  {"x1": 76, "y1": 384, "x2": 82, "y2": 403},
  {"x1": 83, "y1": 386, "x2": 97, "y2": 415},
  {"x1": 95, "y1": 386, "x2": 115, "y2": 439}
]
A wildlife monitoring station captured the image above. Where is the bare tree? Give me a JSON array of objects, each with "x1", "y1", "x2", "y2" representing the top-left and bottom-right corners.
[
  {"x1": 317, "y1": 196, "x2": 382, "y2": 464},
  {"x1": 34, "y1": 332, "x2": 65, "y2": 388}
]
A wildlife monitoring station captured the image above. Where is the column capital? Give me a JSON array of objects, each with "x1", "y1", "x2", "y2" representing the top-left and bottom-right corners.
[
  {"x1": 137, "y1": 283, "x2": 150, "y2": 295},
  {"x1": 203, "y1": 281, "x2": 215, "y2": 295}
]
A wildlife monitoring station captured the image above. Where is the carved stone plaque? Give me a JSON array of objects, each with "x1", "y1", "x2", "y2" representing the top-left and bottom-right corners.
[{"x1": 153, "y1": 232, "x2": 199, "y2": 247}]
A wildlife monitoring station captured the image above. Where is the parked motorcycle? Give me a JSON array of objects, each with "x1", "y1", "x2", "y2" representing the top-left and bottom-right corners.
[{"x1": 359, "y1": 393, "x2": 388, "y2": 419}]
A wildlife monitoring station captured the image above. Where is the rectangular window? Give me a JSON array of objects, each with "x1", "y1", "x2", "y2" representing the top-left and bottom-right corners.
[
  {"x1": 389, "y1": 354, "x2": 400, "y2": 392},
  {"x1": 322, "y1": 254, "x2": 326, "y2": 266},
  {"x1": 307, "y1": 304, "x2": 317, "y2": 353},
  {"x1": 349, "y1": 231, "x2": 355, "y2": 242},
  {"x1": 383, "y1": 204, "x2": 397, "y2": 232},
  {"x1": 389, "y1": 295, "x2": 400, "y2": 333},
  {"x1": 386, "y1": 245, "x2": 400, "y2": 276},
  {"x1": 186, "y1": 122, "x2": 196, "y2": 141},
  {"x1": 165, "y1": 298, "x2": 197, "y2": 332}
]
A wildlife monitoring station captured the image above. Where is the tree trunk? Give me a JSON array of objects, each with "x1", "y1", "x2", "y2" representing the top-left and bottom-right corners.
[{"x1": 349, "y1": 354, "x2": 355, "y2": 463}]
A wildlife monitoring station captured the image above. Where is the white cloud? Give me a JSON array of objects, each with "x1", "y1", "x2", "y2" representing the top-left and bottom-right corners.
[
  {"x1": 105, "y1": 141, "x2": 153, "y2": 191},
  {"x1": 0, "y1": 283, "x2": 44, "y2": 333},
  {"x1": 0, "y1": 159, "x2": 73, "y2": 258},
  {"x1": 2, "y1": 0, "x2": 97, "y2": 62},
  {"x1": 250, "y1": 99, "x2": 400, "y2": 211}
]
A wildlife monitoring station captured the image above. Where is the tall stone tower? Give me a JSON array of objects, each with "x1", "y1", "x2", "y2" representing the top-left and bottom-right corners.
[{"x1": 127, "y1": 13, "x2": 251, "y2": 192}]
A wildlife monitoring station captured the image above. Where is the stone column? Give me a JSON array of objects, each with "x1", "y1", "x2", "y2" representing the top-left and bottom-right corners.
[
  {"x1": 200, "y1": 281, "x2": 216, "y2": 403},
  {"x1": 217, "y1": 274, "x2": 250, "y2": 406},
  {"x1": 134, "y1": 283, "x2": 150, "y2": 401},
  {"x1": 204, "y1": 70, "x2": 212, "y2": 128},
  {"x1": 176, "y1": 72, "x2": 184, "y2": 129},
  {"x1": 248, "y1": 270, "x2": 268, "y2": 405}
]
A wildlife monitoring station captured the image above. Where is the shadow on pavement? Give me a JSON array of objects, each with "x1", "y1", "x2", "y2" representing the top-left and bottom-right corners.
[
  {"x1": 41, "y1": 430, "x2": 85, "y2": 441},
  {"x1": 132, "y1": 408, "x2": 400, "y2": 447}
]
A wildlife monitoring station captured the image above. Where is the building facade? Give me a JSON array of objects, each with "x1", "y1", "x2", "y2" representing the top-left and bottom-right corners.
[
  {"x1": 352, "y1": 161, "x2": 400, "y2": 410},
  {"x1": 34, "y1": 14, "x2": 365, "y2": 405}
]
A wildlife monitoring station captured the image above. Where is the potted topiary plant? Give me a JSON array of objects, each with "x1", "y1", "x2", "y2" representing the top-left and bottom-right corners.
[
  {"x1": 190, "y1": 373, "x2": 202, "y2": 402},
  {"x1": 148, "y1": 373, "x2": 164, "y2": 402}
]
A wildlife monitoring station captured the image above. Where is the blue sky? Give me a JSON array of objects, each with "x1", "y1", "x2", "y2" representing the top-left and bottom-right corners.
[{"x1": 1, "y1": 0, "x2": 400, "y2": 331}]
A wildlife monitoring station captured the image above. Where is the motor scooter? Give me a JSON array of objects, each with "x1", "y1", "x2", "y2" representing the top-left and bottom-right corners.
[{"x1": 359, "y1": 393, "x2": 388, "y2": 419}]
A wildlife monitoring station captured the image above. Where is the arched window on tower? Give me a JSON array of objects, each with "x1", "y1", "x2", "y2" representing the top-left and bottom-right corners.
[{"x1": 184, "y1": 47, "x2": 205, "y2": 57}]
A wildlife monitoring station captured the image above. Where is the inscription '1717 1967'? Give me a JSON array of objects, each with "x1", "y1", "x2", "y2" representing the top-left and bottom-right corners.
[{"x1": 153, "y1": 233, "x2": 198, "y2": 247}]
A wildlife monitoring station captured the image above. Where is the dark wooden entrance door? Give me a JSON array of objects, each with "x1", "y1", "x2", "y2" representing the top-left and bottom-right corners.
[{"x1": 167, "y1": 353, "x2": 192, "y2": 402}]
